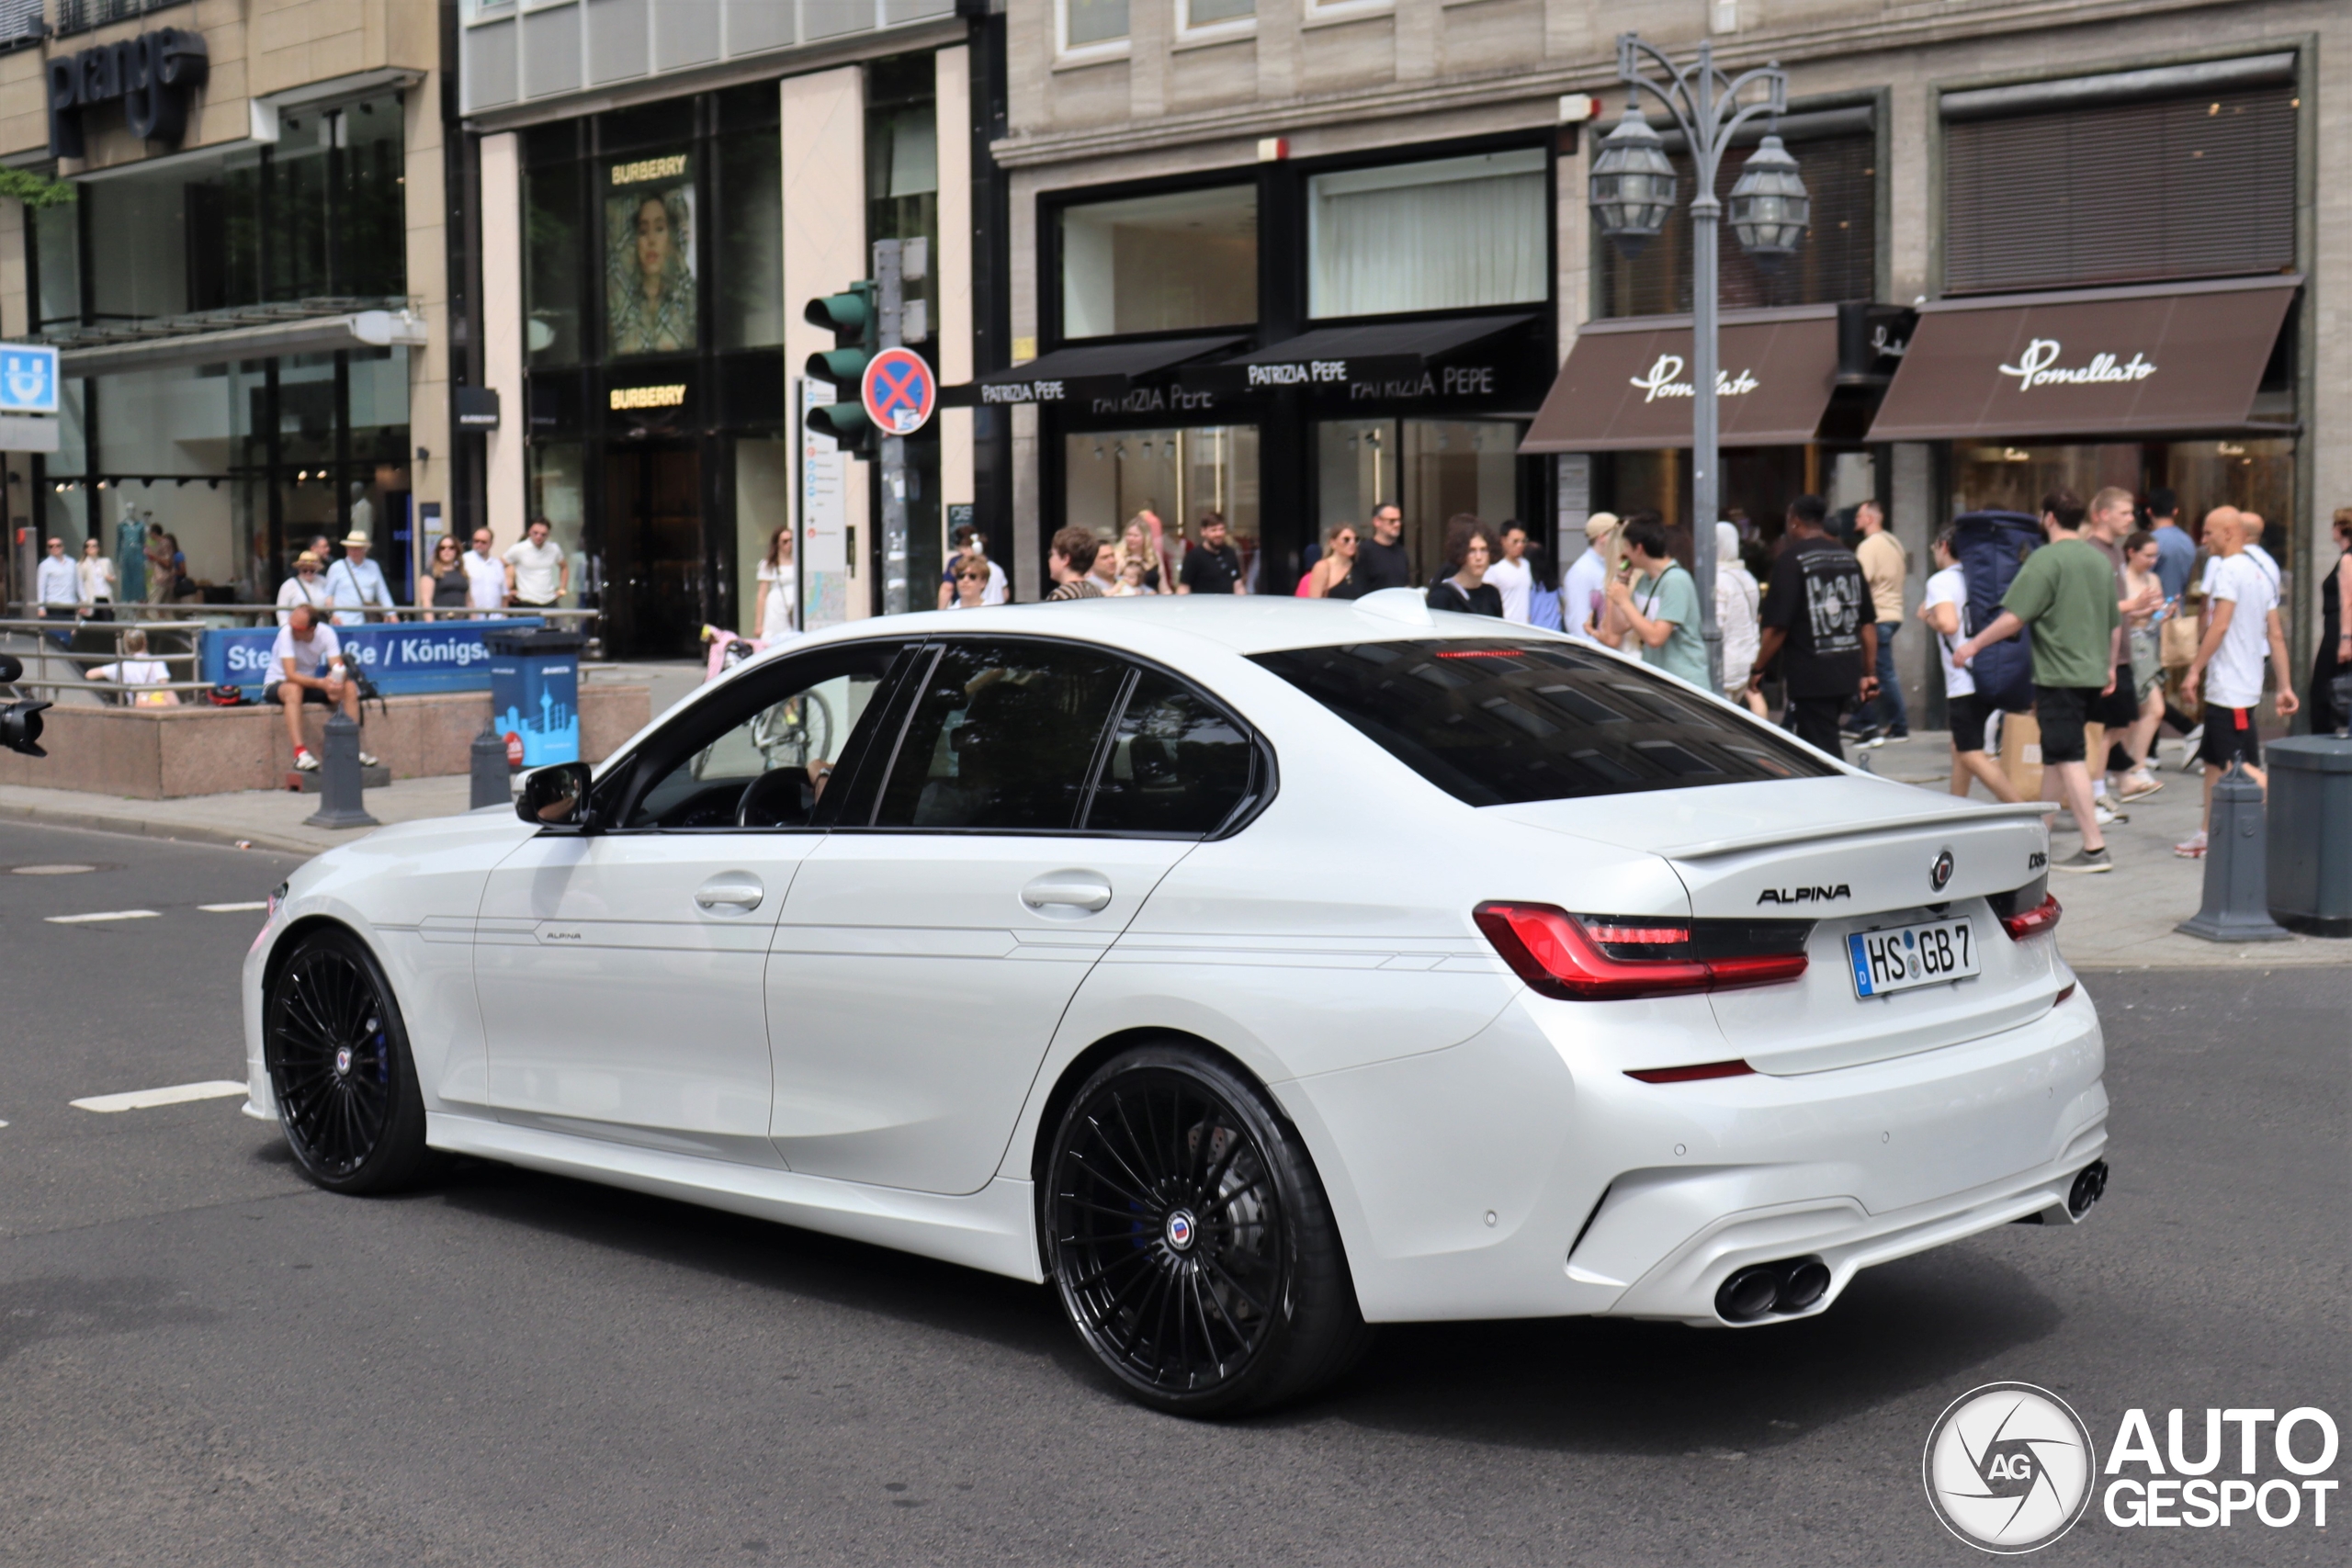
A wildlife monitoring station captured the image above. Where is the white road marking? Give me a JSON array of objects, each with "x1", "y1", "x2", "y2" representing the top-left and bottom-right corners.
[
  {"x1": 70, "y1": 1080, "x2": 250, "y2": 1113},
  {"x1": 199, "y1": 902, "x2": 270, "y2": 913},
  {"x1": 45, "y1": 909, "x2": 161, "y2": 924},
  {"x1": 11, "y1": 863, "x2": 98, "y2": 875}
]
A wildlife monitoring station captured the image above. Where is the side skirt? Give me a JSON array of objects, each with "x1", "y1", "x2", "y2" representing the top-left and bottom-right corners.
[{"x1": 427, "y1": 1113, "x2": 1046, "y2": 1283}]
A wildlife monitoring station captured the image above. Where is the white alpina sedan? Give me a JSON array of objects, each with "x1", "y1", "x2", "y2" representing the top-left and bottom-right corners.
[{"x1": 243, "y1": 592, "x2": 2107, "y2": 1414}]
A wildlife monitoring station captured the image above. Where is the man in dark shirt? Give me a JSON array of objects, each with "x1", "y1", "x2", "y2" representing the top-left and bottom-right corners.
[
  {"x1": 1178, "y1": 513, "x2": 1245, "y2": 595},
  {"x1": 1353, "y1": 503, "x2": 1412, "y2": 594},
  {"x1": 1750, "y1": 493, "x2": 1878, "y2": 759}
]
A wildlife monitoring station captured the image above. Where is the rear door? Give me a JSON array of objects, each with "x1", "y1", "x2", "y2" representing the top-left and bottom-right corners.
[{"x1": 766, "y1": 640, "x2": 1257, "y2": 1193}]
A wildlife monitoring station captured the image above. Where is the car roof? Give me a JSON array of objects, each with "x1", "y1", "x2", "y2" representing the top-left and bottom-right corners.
[{"x1": 770, "y1": 591, "x2": 1576, "y2": 661}]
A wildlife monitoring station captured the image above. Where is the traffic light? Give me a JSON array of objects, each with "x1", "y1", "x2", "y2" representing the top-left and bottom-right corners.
[{"x1": 804, "y1": 282, "x2": 877, "y2": 451}]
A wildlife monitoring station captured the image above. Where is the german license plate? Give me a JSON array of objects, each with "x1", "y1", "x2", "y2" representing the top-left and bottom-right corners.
[{"x1": 1847, "y1": 918, "x2": 1978, "y2": 998}]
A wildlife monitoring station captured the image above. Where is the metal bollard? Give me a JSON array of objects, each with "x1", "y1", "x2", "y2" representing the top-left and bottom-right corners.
[
  {"x1": 469, "y1": 720, "x2": 510, "y2": 810},
  {"x1": 303, "y1": 711, "x2": 381, "y2": 830},
  {"x1": 2176, "y1": 757, "x2": 2288, "y2": 942}
]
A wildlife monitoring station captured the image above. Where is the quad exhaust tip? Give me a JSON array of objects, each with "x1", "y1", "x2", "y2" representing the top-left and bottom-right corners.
[
  {"x1": 1715, "y1": 1256, "x2": 1833, "y2": 1323},
  {"x1": 2067, "y1": 1158, "x2": 2109, "y2": 1218}
]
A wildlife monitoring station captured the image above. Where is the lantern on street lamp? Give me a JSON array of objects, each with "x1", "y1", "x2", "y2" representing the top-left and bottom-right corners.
[
  {"x1": 1578, "y1": 33, "x2": 1800, "y2": 694},
  {"x1": 1587, "y1": 102, "x2": 1678, "y2": 259},
  {"x1": 1726, "y1": 133, "x2": 1811, "y2": 266}
]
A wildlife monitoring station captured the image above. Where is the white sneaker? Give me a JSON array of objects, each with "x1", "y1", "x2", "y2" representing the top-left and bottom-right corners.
[
  {"x1": 292, "y1": 749, "x2": 320, "y2": 772},
  {"x1": 2177, "y1": 726, "x2": 2204, "y2": 771},
  {"x1": 2092, "y1": 803, "x2": 2126, "y2": 828},
  {"x1": 2174, "y1": 830, "x2": 2208, "y2": 859},
  {"x1": 357, "y1": 750, "x2": 380, "y2": 767}
]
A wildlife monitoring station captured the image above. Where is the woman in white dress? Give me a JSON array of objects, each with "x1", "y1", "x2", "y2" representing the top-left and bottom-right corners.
[
  {"x1": 756, "y1": 526, "x2": 797, "y2": 642},
  {"x1": 77, "y1": 537, "x2": 117, "y2": 619}
]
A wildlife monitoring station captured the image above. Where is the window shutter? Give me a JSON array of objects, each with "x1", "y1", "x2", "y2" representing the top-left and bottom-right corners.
[{"x1": 1943, "y1": 88, "x2": 2295, "y2": 294}]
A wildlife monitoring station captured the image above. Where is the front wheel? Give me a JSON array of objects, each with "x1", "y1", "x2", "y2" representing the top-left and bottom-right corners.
[
  {"x1": 263, "y1": 927, "x2": 433, "y2": 1194},
  {"x1": 1044, "y1": 1043, "x2": 1369, "y2": 1416}
]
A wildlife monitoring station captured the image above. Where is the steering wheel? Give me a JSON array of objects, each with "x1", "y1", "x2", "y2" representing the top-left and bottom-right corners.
[{"x1": 736, "y1": 766, "x2": 813, "y2": 829}]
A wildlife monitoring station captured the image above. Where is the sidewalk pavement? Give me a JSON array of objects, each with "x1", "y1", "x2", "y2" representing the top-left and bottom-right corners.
[
  {"x1": 0, "y1": 708, "x2": 2341, "y2": 969},
  {"x1": 1851, "y1": 730, "x2": 2343, "y2": 970}
]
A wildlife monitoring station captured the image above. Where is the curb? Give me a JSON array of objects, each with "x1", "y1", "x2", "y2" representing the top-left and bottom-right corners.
[{"x1": 0, "y1": 800, "x2": 332, "y2": 859}]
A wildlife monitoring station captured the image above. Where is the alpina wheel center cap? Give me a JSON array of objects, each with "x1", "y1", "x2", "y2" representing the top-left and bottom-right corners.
[
  {"x1": 1164, "y1": 1209, "x2": 1196, "y2": 1251},
  {"x1": 334, "y1": 1046, "x2": 353, "y2": 1077}
]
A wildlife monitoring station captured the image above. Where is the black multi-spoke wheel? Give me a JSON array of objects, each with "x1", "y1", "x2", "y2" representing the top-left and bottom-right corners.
[
  {"x1": 264, "y1": 928, "x2": 430, "y2": 1193},
  {"x1": 1046, "y1": 1044, "x2": 1368, "y2": 1416}
]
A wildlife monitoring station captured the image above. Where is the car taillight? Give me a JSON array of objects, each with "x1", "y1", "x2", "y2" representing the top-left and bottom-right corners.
[
  {"x1": 1473, "y1": 901, "x2": 1809, "y2": 1001},
  {"x1": 2000, "y1": 892, "x2": 2061, "y2": 941}
]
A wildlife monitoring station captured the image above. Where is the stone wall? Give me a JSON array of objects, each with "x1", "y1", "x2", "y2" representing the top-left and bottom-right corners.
[{"x1": 0, "y1": 685, "x2": 650, "y2": 800}]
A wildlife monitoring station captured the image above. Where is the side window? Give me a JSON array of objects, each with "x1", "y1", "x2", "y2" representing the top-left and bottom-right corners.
[
  {"x1": 1083, "y1": 669, "x2": 1254, "y2": 836},
  {"x1": 872, "y1": 640, "x2": 1128, "y2": 830},
  {"x1": 625, "y1": 646, "x2": 899, "y2": 829}
]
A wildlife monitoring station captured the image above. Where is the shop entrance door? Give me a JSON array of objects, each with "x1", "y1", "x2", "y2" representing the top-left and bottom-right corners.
[
  {"x1": 1317, "y1": 419, "x2": 1521, "y2": 589},
  {"x1": 605, "y1": 443, "x2": 704, "y2": 659}
]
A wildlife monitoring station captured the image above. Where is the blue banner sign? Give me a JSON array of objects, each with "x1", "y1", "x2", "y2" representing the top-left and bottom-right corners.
[{"x1": 203, "y1": 617, "x2": 547, "y2": 699}]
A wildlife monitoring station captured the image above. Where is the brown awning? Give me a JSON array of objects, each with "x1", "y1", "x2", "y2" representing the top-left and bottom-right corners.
[
  {"x1": 1865, "y1": 276, "x2": 2298, "y2": 441},
  {"x1": 1519, "y1": 305, "x2": 1842, "y2": 453}
]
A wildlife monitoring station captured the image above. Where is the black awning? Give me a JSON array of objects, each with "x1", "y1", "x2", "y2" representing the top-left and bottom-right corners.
[
  {"x1": 949, "y1": 334, "x2": 1245, "y2": 407},
  {"x1": 1196, "y1": 314, "x2": 1536, "y2": 391}
]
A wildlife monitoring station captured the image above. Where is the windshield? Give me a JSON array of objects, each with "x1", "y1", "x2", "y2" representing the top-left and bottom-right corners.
[{"x1": 1249, "y1": 638, "x2": 1835, "y2": 806}]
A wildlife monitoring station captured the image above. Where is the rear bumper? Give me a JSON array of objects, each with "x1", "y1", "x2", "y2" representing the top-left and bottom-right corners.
[{"x1": 1281, "y1": 981, "x2": 2106, "y2": 1325}]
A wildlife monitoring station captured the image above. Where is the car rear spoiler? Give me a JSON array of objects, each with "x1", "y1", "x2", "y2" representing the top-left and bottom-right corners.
[{"x1": 1656, "y1": 801, "x2": 2052, "y2": 862}]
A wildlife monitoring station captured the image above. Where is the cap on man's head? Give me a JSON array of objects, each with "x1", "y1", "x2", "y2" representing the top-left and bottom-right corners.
[{"x1": 1583, "y1": 512, "x2": 1621, "y2": 539}]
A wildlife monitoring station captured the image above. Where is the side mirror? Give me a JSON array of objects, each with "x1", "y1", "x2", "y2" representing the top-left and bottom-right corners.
[{"x1": 517, "y1": 761, "x2": 594, "y2": 829}]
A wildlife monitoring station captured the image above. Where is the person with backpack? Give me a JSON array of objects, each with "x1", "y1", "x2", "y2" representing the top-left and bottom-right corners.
[
  {"x1": 1917, "y1": 529, "x2": 2019, "y2": 803},
  {"x1": 1748, "y1": 494, "x2": 1877, "y2": 758},
  {"x1": 1954, "y1": 489, "x2": 2122, "y2": 874}
]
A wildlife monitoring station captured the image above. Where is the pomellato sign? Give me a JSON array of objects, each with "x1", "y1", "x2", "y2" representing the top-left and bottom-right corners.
[
  {"x1": 47, "y1": 28, "x2": 209, "y2": 159},
  {"x1": 1996, "y1": 337, "x2": 2158, "y2": 392},
  {"x1": 1628, "y1": 354, "x2": 1762, "y2": 404}
]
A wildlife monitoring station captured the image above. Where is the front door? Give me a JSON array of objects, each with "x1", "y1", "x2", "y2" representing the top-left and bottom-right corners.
[
  {"x1": 767, "y1": 637, "x2": 1203, "y2": 1194},
  {"x1": 476, "y1": 641, "x2": 903, "y2": 1163},
  {"x1": 605, "y1": 443, "x2": 704, "y2": 658}
]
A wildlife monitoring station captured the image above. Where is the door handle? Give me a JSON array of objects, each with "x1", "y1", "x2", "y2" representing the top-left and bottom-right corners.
[
  {"x1": 694, "y1": 874, "x2": 764, "y2": 913},
  {"x1": 1022, "y1": 874, "x2": 1113, "y2": 914}
]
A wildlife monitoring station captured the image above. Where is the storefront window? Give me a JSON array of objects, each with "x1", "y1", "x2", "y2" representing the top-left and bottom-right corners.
[
  {"x1": 1598, "y1": 131, "x2": 1875, "y2": 318},
  {"x1": 526, "y1": 161, "x2": 585, "y2": 366},
  {"x1": 718, "y1": 96, "x2": 784, "y2": 352},
  {"x1": 1317, "y1": 418, "x2": 1520, "y2": 587},
  {"x1": 605, "y1": 150, "x2": 698, "y2": 358},
  {"x1": 1060, "y1": 186, "x2": 1257, "y2": 338},
  {"x1": 529, "y1": 443, "x2": 589, "y2": 606},
  {"x1": 32, "y1": 200, "x2": 79, "y2": 332},
  {"x1": 1951, "y1": 439, "x2": 2294, "y2": 558},
  {"x1": 1307, "y1": 150, "x2": 1547, "y2": 320},
  {"x1": 1065, "y1": 426, "x2": 1260, "y2": 586}
]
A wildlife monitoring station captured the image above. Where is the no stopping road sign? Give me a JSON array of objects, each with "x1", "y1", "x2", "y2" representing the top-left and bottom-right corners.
[{"x1": 862, "y1": 347, "x2": 936, "y2": 436}]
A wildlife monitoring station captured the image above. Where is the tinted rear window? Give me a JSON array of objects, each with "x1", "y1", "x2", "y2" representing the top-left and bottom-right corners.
[{"x1": 1249, "y1": 638, "x2": 1834, "y2": 805}]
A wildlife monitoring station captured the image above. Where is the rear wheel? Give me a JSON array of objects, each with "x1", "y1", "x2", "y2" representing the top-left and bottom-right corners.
[
  {"x1": 1044, "y1": 1043, "x2": 1369, "y2": 1416},
  {"x1": 263, "y1": 928, "x2": 432, "y2": 1194}
]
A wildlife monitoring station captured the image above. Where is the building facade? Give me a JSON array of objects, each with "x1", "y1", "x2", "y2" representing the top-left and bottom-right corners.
[
  {"x1": 455, "y1": 0, "x2": 1006, "y2": 657},
  {"x1": 0, "y1": 0, "x2": 448, "y2": 610},
  {"x1": 989, "y1": 0, "x2": 2347, "y2": 709}
]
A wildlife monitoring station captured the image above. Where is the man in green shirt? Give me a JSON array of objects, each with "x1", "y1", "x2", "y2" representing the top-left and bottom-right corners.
[
  {"x1": 1606, "y1": 515, "x2": 1711, "y2": 690},
  {"x1": 1955, "y1": 489, "x2": 2124, "y2": 874}
]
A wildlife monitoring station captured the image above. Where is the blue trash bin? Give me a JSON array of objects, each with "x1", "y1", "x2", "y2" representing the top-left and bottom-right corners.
[{"x1": 486, "y1": 629, "x2": 585, "y2": 768}]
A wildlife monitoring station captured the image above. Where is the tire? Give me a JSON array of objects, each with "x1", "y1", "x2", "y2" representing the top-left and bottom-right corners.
[
  {"x1": 263, "y1": 927, "x2": 433, "y2": 1194},
  {"x1": 1043, "y1": 1043, "x2": 1371, "y2": 1416}
]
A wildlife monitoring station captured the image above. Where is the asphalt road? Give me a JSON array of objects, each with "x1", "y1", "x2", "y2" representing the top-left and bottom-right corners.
[{"x1": 1, "y1": 819, "x2": 2344, "y2": 1567}]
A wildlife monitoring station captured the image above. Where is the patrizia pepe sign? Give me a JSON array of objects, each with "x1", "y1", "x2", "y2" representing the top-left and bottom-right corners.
[
  {"x1": 1628, "y1": 354, "x2": 1762, "y2": 404},
  {"x1": 1997, "y1": 338, "x2": 2157, "y2": 391}
]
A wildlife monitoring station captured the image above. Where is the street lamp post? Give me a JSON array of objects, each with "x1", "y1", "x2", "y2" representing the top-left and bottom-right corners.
[{"x1": 1589, "y1": 33, "x2": 1806, "y2": 690}]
